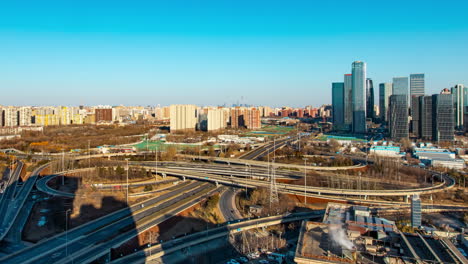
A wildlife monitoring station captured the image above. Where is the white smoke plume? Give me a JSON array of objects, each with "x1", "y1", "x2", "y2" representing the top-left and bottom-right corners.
[{"x1": 329, "y1": 225, "x2": 354, "y2": 250}]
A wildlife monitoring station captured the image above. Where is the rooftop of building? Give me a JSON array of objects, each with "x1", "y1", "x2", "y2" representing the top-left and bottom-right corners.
[{"x1": 295, "y1": 203, "x2": 465, "y2": 264}]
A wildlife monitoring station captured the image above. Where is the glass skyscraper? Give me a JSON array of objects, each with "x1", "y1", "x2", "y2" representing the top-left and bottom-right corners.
[
  {"x1": 421, "y1": 96, "x2": 433, "y2": 140},
  {"x1": 451, "y1": 84, "x2": 467, "y2": 130},
  {"x1": 392, "y1": 77, "x2": 409, "y2": 97},
  {"x1": 410, "y1": 74, "x2": 425, "y2": 97},
  {"x1": 344, "y1": 74, "x2": 353, "y2": 129},
  {"x1": 411, "y1": 96, "x2": 421, "y2": 137},
  {"x1": 351, "y1": 61, "x2": 367, "y2": 133},
  {"x1": 411, "y1": 195, "x2": 422, "y2": 228},
  {"x1": 379, "y1": 83, "x2": 392, "y2": 123},
  {"x1": 389, "y1": 95, "x2": 409, "y2": 140},
  {"x1": 366, "y1": 78, "x2": 374, "y2": 121},
  {"x1": 433, "y1": 94, "x2": 454, "y2": 142},
  {"x1": 332, "y1": 82, "x2": 345, "y2": 130}
]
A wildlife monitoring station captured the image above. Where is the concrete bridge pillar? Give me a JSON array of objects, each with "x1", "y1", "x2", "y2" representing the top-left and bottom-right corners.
[
  {"x1": 182, "y1": 176, "x2": 186, "y2": 182},
  {"x1": 215, "y1": 181, "x2": 219, "y2": 187},
  {"x1": 162, "y1": 173, "x2": 166, "y2": 178},
  {"x1": 404, "y1": 195, "x2": 409, "y2": 203},
  {"x1": 364, "y1": 195, "x2": 367, "y2": 200}
]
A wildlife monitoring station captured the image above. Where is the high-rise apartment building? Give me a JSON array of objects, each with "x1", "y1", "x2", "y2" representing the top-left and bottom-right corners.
[
  {"x1": 207, "y1": 108, "x2": 227, "y2": 131},
  {"x1": 95, "y1": 108, "x2": 113, "y2": 123},
  {"x1": 344, "y1": 74, "x2": 353, "y2": 128},
  {"x1": 4, "y1": 107, "x2": 19, "y2": 127},
  {"x1": 451, "y1": 84, "x2": 467, "y2": 130},
  {"x1": 245, "y1": 107, "x2": 261, "y2": 129},
  {"x1": 230, "y1": 107, "x2": 245, "y2": 129},
  {"x1": 170, "y1": 104, "x2": 197, "y2": 132},
  {"x1": 432, "y1": 94, "x2": 454, "y2": 142},
  {"x1": 379, "y1": 83, "x2": 392, "y2": 123},
  {"x1": 19, "y1": 107, "x2": 32, "y2": 126},
  {"x1": 351, "y1": 61, "x2": 367, "y2": 133},
  {"x1": 410, "y1": 74, "x2": 425, "y2": 97},
  {"x1": 389, "y1": 95, "x2": 409, "y2": 140},
  {"x1": 332, "y1": 82, "x2": 345, "y2": 130},
  {"x1": 366, "y1": 78, "x2": 374, "y2": 120}
]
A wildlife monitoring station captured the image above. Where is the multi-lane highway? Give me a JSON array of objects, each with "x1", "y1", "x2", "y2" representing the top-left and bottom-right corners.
[
  {"x1": 110, "y1": 212, "x2": 324, "y2": 264},
  {"x1": 0, "y1": 181, "x2": 216, "y2": 264},
  {"x1": 135, "y1": 165, "x2": 454, "y2": 197},
  {"x1": 0, "y1": 161, "x2": 24, "y2": 241},
  {"x1": 239, "y1": 137, "x2": 293, "y2": 160}
]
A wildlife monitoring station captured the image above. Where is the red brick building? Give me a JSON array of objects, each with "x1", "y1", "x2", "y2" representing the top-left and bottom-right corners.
[{"x1": 95, "y1": 108, "x2": 113, "y2": 122}]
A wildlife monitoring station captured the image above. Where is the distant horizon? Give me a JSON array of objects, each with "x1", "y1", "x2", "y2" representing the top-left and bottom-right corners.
[{"x1": 1, "y1": 1, "x2": 467, "y2": 106}]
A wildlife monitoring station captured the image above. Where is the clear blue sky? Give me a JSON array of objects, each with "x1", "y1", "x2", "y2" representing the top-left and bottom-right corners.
[{"x1": 1, "y1": 0, "x2": 467, "y2": 107}]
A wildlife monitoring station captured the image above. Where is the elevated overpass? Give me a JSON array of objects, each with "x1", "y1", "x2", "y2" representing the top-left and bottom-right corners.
[{"x1": 110, "y1": 212, "x2": 323, "y2": 264}]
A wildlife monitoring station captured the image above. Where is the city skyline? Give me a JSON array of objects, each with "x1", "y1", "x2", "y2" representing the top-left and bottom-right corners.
[{"x1": 1, "y1": 1, "x2": 467, "y2": 106}]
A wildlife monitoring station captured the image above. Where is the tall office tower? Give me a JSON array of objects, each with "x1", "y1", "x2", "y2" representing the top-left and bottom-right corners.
[
  {"x1": 19, "y1": 107, "x2": 32, "y2": 126},
  {"x1": 432, "y1": 94, "x2": 454, "y2": 142},
  {"x1": 411, "y1": 195, "x2": 422, "y2": 228},
  {"x1": 410, "y1": 96, "x2": 421, "y2": 137},
  {"x1": 379, "y1": 83, "x2": 392, "y2": 123},
  {"x1": 365, "y1": 78, "x2": 375, "y2": 120},
  {"x1": 4, "y1": 107, "x2": 19, "y2": 127},
  {"x1": 392, "y1": 77, "x2": 409, "y2": 97},
  {"x1": 410, "y1": 74, "x2": 425, "y2": 97},
  {"x1": 389, "y1": 95, "x2": 409, "y2": 140},
  {"x1": 351, "y1": 61, "x2": 367, "y2": 133},
  {"x1": 332, "y1": 82, "x2": 345, "y2": 130},
  {"x1": 451, "y1": 84, "x2": 467, "y2": 130},
  {"x1": 421, "y1": 96, "x2": 433, "y2": 140},
  {"x1": 169, "y1": 104, "x2": 197, "y2": 132},
  {"x1": 344, "y1": 74, "x2": 353, "y2": 128}
]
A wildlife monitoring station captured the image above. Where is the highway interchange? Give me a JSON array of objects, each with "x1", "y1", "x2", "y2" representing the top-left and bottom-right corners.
[{"x1": 0, "y1": 139, "x2": 465, "y2": 264}]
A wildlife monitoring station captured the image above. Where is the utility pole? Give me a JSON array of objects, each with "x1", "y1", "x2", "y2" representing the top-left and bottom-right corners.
[{"x1": 62, "y1": 150, "x2": 65, "y2": 185}]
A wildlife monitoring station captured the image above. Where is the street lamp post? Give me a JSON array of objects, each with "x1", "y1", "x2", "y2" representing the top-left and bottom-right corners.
[
  {"x1": 303, "y1": 158, "x2": 307, "y2": 206},
  {"x1": 125, "y1": 158, "x2": 129, "y2": 204},
  {"x1": 155, "y1": 145, "x2": 158, "y2": 180}
]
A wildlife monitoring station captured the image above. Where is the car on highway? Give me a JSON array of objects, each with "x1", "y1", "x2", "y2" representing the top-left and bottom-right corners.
[{"x1": 259, "y1": 260, "x2": 269, "y2": 264}]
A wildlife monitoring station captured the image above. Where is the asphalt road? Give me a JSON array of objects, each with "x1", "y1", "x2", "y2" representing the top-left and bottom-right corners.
[
  {"x1": 0, "y1": 181, "x2": 204, "y2": 264},
  {"x1": 67, "y1": 185, "x2": 220, "y2": 264},
  {"x1": 240, "y1": 137, "x2": 293, "y2": 160},
  {"x1": 219, "y1": 188, "x2": 242, "y2": 222},
  {"x1": 0, "y1": 161, "x2": 24, "y2": 240}
]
